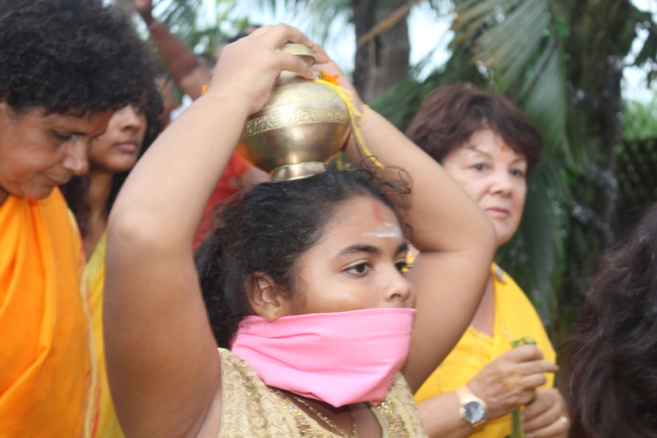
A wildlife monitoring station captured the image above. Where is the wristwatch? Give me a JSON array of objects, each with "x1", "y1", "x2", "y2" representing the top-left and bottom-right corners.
[{"x1": 456, "y1": 386, "x2": 487, "y2": 427}]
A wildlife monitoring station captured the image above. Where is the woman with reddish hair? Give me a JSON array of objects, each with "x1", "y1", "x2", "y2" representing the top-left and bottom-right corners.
[{"x1": 408, "y1": 85, "x2": 569, "y2": 438}]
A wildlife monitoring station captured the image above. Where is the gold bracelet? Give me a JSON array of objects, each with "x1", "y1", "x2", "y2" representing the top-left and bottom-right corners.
[{"x1": 357, "y1": 104, "x2": 370, "y2": 128}]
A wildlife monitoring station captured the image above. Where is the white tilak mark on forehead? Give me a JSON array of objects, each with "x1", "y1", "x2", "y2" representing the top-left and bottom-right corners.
[{"x1": 363, "y1": 222, "x2": 403, "y2": 240}]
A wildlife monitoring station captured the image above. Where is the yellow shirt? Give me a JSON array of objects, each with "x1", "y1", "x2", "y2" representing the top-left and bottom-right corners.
[
  {"x1": 414, "y1": 264, "x2": 555, "y2": 438},
  {"x1": 86, "y1": 232, "x2": 125, "y2": 437}
]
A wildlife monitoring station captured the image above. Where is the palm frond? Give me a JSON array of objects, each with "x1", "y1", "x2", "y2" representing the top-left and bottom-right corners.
[
  {"x1": 453, "y1": 0, "x2": 571, "y2": 165},
  {"x1": 160, "y1": 0, "x2": 202, "y2": 34},
  {"x1": 520, "y1": 37, "x2": 572, "y2": 162},
  {"x1": 239, "y1": 0, "x2": 352, "y2": 44}
]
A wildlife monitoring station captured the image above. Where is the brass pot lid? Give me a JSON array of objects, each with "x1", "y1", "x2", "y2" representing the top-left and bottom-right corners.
[{"x1": 277, "y1": 43, "x2": 314, "y2": 64}]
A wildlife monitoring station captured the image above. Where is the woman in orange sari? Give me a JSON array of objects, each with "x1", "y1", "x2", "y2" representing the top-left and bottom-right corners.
[{"x1": 0, "y1": 1, "x2": 156, "y2": 436}]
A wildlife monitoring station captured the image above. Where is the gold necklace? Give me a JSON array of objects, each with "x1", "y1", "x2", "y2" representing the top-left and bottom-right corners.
[{"x1": 289, "y1": 392, "x2": 358, "y2": 438}]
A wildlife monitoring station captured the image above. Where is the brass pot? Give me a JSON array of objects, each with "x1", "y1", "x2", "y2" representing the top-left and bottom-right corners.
[{"x1": 239, "y1": 44, "x2": 351, "y2": 181}]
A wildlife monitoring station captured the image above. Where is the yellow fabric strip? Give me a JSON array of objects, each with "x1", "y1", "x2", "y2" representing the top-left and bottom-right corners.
[
  {"x1": 86, "y1": 231, "x2": 125, "y2": 437},
  {"x1": 313, "y1": 78, "x2": 384, "y2": 168}
]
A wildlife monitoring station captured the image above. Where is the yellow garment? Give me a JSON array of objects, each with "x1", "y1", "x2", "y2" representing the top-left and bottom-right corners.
[
  {"x1": 218, "y1": 348, "x2": 427, "y2": 437},
  {"x1": 86, "y1": 232, "x2": 124, "y2": 437},
  {"x1": 414, "y1": 264, "x2": 555, "y2": 438},
  {"x1": 0, "y1": 189, "x2": 98, "y2": 438}
]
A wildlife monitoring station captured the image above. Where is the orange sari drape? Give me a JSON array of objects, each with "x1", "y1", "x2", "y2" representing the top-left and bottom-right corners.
[{"x1": 0, "y1": 189, "x2": 98, "y2": 438}]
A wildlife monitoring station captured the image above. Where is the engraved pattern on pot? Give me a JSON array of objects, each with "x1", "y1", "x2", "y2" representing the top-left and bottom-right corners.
[{"x1": 244, "y1": 108, "x2": 351, "y2": 137}]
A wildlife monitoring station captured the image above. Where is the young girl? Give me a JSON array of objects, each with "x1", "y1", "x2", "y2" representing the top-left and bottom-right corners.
[
  {"x1": 104, "y1": 25, "x2": 497, "y2": 437},
  {"x1": 62, "y1": 100, "x2": 161, "y2": 438}
]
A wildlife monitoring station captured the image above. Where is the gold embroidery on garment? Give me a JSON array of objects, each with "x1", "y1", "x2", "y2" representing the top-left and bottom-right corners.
[
  {"x1": 270, "y1": 389, "x2": 352, "y2": 438},
  {"x1": 372, "y1": 398, "x2": 411, "y2": 438},
  {"x1": 283, "y1": 390, "x2": 357, "y2": 437},
  {"x1": 216, "y1": 349, "x2": 427, "y2": 437}
]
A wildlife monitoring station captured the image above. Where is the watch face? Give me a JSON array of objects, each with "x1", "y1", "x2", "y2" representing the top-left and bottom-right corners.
[{"x1": 464, "y1": 401, "x2": 486, "y2": 423}]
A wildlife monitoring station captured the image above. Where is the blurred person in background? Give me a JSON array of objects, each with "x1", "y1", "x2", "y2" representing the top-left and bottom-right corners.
[
  {"x1": 134, "y1": 0, "x2": 269, "y2": 248},
  {"x1": 563, "y1": 202, "x2": 657, "y2": 437},
  {"x1": 62, "y1": 93, "x2": 162, "y2": 437}
]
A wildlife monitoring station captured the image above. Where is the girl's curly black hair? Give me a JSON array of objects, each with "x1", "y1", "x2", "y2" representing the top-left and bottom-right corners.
[
  {"x1": 0, "y1": 0, "x2": 156, "y2": 115},
  {"x1": 194, "y1": 168, "x2": 411, "y2": 348}
]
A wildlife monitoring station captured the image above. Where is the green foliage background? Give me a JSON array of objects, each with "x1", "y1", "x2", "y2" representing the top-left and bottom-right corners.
[{"x1": 131, "y1": 0, "x2": 657, "y2": 351}]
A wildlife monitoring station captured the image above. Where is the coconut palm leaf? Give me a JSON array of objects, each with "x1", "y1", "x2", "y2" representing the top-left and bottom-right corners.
[
  {"x1": 159, "y1": 0, "x2": 202, "y2": 35},
  {"x1": 453, "y1": 0, "x2": 570, "y2": 163},
  {"x1": 154, "y1": 0, "x2": 243, "y2": 48},
  {"x1": 241, "y1": 0, "x2": 352, "y2": 44}
]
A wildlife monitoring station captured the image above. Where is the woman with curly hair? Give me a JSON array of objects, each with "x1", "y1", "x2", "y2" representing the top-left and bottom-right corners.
[
  {"x1": 563, "y1": 203, "x2": 657, "y2": 437},
  {"x1": 0, "y1": 0, "x2": 156, "y2": 436},
  {"x1": 104, "y1": 25, "x2": 498, "y2": 437}
]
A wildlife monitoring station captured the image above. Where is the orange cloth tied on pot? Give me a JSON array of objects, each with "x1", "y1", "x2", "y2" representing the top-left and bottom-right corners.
[{"x1": 0, "y1": 188, "x2": 98, "y2": 438}]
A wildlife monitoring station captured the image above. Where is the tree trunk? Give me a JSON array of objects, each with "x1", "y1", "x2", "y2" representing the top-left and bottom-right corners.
[
  {"x1": 564, "y1": 0, "x2": 637, "y2": 246},
  {"x1": 351, "y1": 0, "x2": 411, "y2": 102}
]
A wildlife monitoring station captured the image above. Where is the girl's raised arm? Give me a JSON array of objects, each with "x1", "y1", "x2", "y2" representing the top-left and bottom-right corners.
[
  {"x1": 103, "y1": 25, "x2": 316, "y2": 437},
  {"x1": 314, "y1": 52, "x2": 497, "y2": 391},
  {"x1": 360, "y1": 112, "x2": 496, "y2": 391}
]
